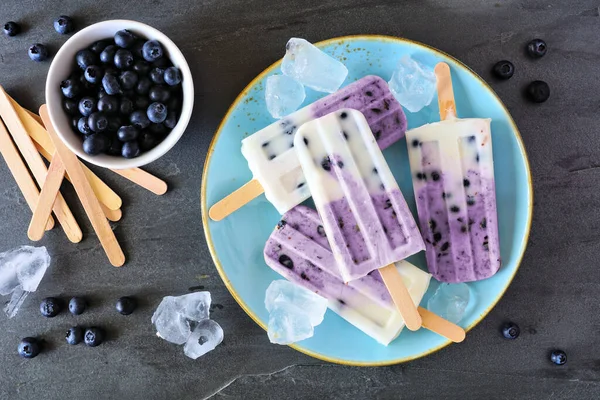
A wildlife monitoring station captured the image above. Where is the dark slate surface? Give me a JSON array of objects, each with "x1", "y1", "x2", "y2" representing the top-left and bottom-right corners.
[{"x1": 1, "y1": 0, "x2": 599, "y2": 399}]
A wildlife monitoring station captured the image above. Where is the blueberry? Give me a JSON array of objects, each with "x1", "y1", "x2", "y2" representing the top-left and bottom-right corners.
[
  {"x1": 3, "y1": 21, "x2": 20, "y2": 37},
  {"x1": 115, "y1": 296, "x2": 137, "y2": 315},
  {"x1": 149, "y1": 85, "x2": 170, "y2": 103},
  {"x1": 77, "y1": 117, "x2": 93, "y2": 135},
  {"x1": 121, "y1": 141, "x2": 141, "y2": 158},
  {"x1": 119, "y1": 71, "x2": 138, "y2": 90},
  {"x1": 78, "y1": 72, "x2": 95, "y2": 92},
  {"x1": 18, "y1": 337, "x2": 41, "y2": 358},
  {"x1": 100, "y1": 45, "x2": 117, "y2": 64},
  {"x1": 106, "y1": 116, "x2": 122, "y2": 132},
  {"x1": 278, "y1": 254, "x2": 293, "y2": 269},
  {"x1": 167, "y1": 96, "x2": 181, "y2": 112},
  {"x1": 114, "y1": 29, "x2": 137, "y2": 48},
  {"x1": 53, "y1": 15, "x2": 74, "y2": 34},
  {"x1": 550, "y1": 350, "x2": 567, "y2": 365},
  {"x1": 142, "y1": 40, "x2": 163, "y2": 62},
  {"x1": 134, "y1": 96, "x2": 149, "y2": 110},
  {"x1": 71, "y1": 117, "x2": 80, "y2": 130},
  {"x1": 102, "y1": 73, "x2": 122, "y2": 95},
  {"x1": 501, "y1": 322, "x2": 520, "y2": 339},
  {"x1": 147, "y1": 102, "x2": 167, "y2": 123},
  {"x1": 163, "y1": 112, "x2": 177, "y2": 129},
  {"x1": 84, "y1": 65, "x2": 103, "y2": 85},
  {"x1": 153, "y1": 57, "x2": 171, "y2": 68},
  {"x1": 97, "y1": 95, "x2": 119, "y2": 113},
  {"x1": 103, "y1": 66, "x2": 119, "y2": 77},
  {"x1": 130, "y1": 39, "x2": 145, "y2": 58},
  {"x1": 28, "y1": 44, "x2": 49, "y2": 62},
  {"x1": 78, "y1": 96, "x2": 96, "y2": 117},
  {"x1": 40, "y1": 297, "x2": 61, "y2": 317},
  {"x1": 136, "y1": 77, "x2": 152, "y2": 95},
  {"x1": 84, "y1": 327, "x2": 105, "y2": 347},
  {"x1": 526, "y1": 81, "x2": 550, "y2": 103},
  {"x1": 97, "y1": 88, "x2": 108, "y2": 99},
  {"x1": 527, "y1": 39, "x2": 547, "y2": 58},
  {"x1": 106, "y1": 137, "x2": 123, "y2": 156},
  {"x1": 66, "y1": 327, "x2": 84, "y2": 345},
  {"x1": 149, "y1": 122, "x2": 168, "y2": 136},
  {"x1": 130, "y1": 110, "x2": 150, "y2": 129},
  {"x1": 62, "y1": 99, "x2": 79, "y2": 116},
  {"x1": 164, "y1": 67, "x2": 182, "y2": 86},
  {"x1": 76, "y1": 49, "x2": 97, "y2": 70},
  {"x1": 68, "y1": 297, "x2": 86, "y2": 315},
  {"x1": 88, "y1": 112, "x2": 108, "y2": 132},
  {"x1": 119, "y1": 97, "x2": 134, "y2": 115},
  {"x1": 89, "y1": 40, "x2": 110, "y2": 54},
  {"x1": 114, "y1": 49, "x2": 134, "y2": 70},
  {"x1": 139, "y1": 131, "x2": 160, "y2": 151},
  {"x1": 492, "y1": 60, "x2": 514, "y2": 80},
  {"x1": 117, "y1": 125, "x2": 140, "y2": 142},
  {"x1": 149, "y1": 67, "x2": 166, "y2": 84},
  {"x1": 83, "y1": 133, "x2": 110, "y2": 155},
  {"x1": 133, "y1": 60, "x2": 151, "y2": 75}
]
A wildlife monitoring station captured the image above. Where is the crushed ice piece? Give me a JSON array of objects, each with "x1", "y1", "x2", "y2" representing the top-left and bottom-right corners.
[
  {"x1": 388, "y1": 55, "x2": 436, "y2": 113},
  {"x1": 265, "y1": 75, "x2": 306, "y2": 119},
  {"x1": 183, "y1": 319, "x2": 224, "y2": 359},
  {"x1": 265, "y1": 280, "x2": 328, "y2": 344},
  {"x1": 152, "y1": 292, "x2": 211, "y2": 345},
  {"x1": 281, "y1": 38, "x2": 348, "y2": 93},
  {"x1": 0, "y1": 246, "x2": 50, "y2": 318},
  {"x1": 427, "y1": 282, "x2": 470, "y2": 324}
]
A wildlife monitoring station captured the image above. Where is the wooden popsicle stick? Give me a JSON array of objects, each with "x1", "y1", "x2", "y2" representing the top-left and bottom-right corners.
[
  {"x1": 0, "y1": 119, "x2": 55, "y2": 230},
  {"x1": 379, "y1": 264, "x2": 423, "y2": 331},
  {"x1": 40, "y1": 105, "x2": 125, "y2": 267},
  {"x1": 209, "y1": 179, "x2": 264, "y2": 221},
  {"x1": 418, "y1": 306, "x2": 466, "y2": 343},
  {"x1": 8, "y1": 96, "x2": 123, "y2": 211},
  {"x1": 0, "y1": 87, "x2": 82, "y2": 243},
  {"x1": 435, "y1": 62, "x2": 457, "y2": 120},
  {"x1": 111, "y1": 168, "x2": 167, "y2": 195},
  {"x1": 101, "y1": 203, "x2": 122, "y2": 222},
  {"x1": 28, "y1": 156, "x2": 66, "y2": 241},
  {"x1": 25, "y1": 108, "x2": 43, "y2": 125}
]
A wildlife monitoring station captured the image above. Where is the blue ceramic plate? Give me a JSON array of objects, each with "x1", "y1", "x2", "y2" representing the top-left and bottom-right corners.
[{"x1": 201, "y1": 35, "x2": 532, "y2": 366}]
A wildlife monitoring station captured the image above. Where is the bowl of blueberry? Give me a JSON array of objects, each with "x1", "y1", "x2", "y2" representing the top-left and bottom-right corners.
[{"x1": 45, "y1": 20, "x2": 193, "y2": 169}]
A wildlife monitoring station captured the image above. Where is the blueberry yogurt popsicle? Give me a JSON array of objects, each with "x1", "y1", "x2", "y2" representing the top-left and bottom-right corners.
[
  {"x1": 405, "y1": 62, "x2": 501, "y2": 283},
  {"x1": 294, "y1": 108, "x2": 425, "y2": 331},
  {"x1": 209, "y1": 76, "x2": 407, "y2": 220}
]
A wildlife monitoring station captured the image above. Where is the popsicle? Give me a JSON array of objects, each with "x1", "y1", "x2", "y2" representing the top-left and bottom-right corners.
[
  {"x1": 404, "y1": 62, "x2": 501, "y2": 283},
  {"x1": 209, "y1": 75, "x2": 407, "y2": 220},
  {"x1": 264, "y1": 205, "x2": 466, "y2": 344},
  {"x1": 294, "y1": 108, "x2": 425, "y2": 331}
]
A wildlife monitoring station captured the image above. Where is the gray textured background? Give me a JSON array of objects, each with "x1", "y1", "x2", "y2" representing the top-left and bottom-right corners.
[{"x1": 1, "y1": 1, "x2": 599, "y2": 399}]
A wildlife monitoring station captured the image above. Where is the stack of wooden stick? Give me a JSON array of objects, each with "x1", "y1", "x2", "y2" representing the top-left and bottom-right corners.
[{"x1": 0, "y1": 87, "x2": 168, "y2": 267}]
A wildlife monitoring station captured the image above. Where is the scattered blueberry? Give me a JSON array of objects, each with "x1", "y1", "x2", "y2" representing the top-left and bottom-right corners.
[
  {"x1": 130, "y1": 110, "x2": 150, "y2": 129},
  {"x1": 501, "y1": 322, "x2": 520, "y2": 339},
  {"x1": 76, "y1": 49, "x2": 97, "y2": 70},
  {"x1": 114, "y1": 29, "x2": 136, "y2": 48},
  {"x1": 550, "y1": 350, "x2": 567, "y2": 365},
  {"x1": 117, "y1": 125, "x2": 140, "y2": 142},
  {"x1": 87, "y1": 112, "x2": 108, "y2": 132},
  {"x1": 77, "y1": 117, "x2": 93, "y2": 135},
  {"x1": 28, "y1": 44, "x2": 49, "y2": 62},
  {"x1": 136, "y1": 77, "x2": 152, "y2": 95},
  {"x1": 40, "y1": 297, "x2": 61, "y2": 317},
  {"x1": 119, "y1": 71, "x2": 138, "y2": 90},
  {"x1": 97, "y1": 95, "x2": 119, "y2": 113},
  {"x1": 121, "y1": 141, "x2": 141, "y2": 158},
  {"x1": 102, "y1": 73, "x2": 121, "y2": 95},
  {"x1": 134, "y1": 96, "x2": 149, "y2": 110},
  {"x1": 84, "y1": 327, "x2": 105, "y2": 347},
  {"x1": 99, "y1": 45, "x2": 117, "y2": 64},
  {"x1": 115, "y1": 296, "x2": 137, "y2": 315},
  {"x1": 163, "y1": 112, "x2": 177, "y2": 129},
  {"x1": 68, "y1": 297, "x2": 87, "y2": 315},
  {"x1": 163, "y1": 67, "x2": 182, "y2": 86},
  {"x1": 83, "y1": 133, "x2": 110, "y2": 155},
  {"x1": 62, "y1": 99, "x2": 79, "y2": 116},
  {"x1": 78, "y1": 97, "x2": 96, "y2": 117},
  {"x1": 3, "y1": 21, "x2": 20, "y2": 37},
  {"x1": 114, "y1": 49, "x2": 134, "y2": 69},
  {"x1": 147, "y1": 102, "x2": 167, "y2": 123},
  {"x1": 149, "y1": 85, "x2": 170, "y2": 102},
  {"x1": 18, "y1": 337, "x2": 41, "y2": 358},
  {"x1": 492, "y1": 60, "x2": 514, "y2": 80},
  {"x1": 61, "y1": 77, "x2": 82, "y2": 98},
  {"x1": 53, "y1": 15, "x2": 74, "y2": 34},
  {"x1": 142, "y1": 40, "x2": 163, "y2": 62},
  {"x1": 89, "y1": 40, "x2": 110, "y2": 54},
  {"x1": 527, "y1": 39, "x2": 547, "y2": 58},
  {"x1": 84, "y1": 65, "x2": 103, "y2": 85},
  {"x1": 133, "y1": 60, "x2": 151, "y2": 75},
  {"x1": 526, "y1": 80, "x2": 550, "y2": 103},
  {"x1": 66, "y1": 327, "x2": 84, "y2": 345},
  {"x1": 149, "y1": 67, "x2": 166, "y2": 84}
]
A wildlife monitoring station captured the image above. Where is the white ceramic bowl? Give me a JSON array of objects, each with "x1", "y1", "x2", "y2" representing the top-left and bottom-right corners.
[{"x1": 45, "y1": 20, "x2": 194, "y2": 169}]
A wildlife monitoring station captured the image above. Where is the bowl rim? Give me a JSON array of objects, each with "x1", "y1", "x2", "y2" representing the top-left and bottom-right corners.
[
  {"x1": 200, "y1": 34, "x2": 534, "y2": 366},
  {"x1": 45, "y1": 19, "x2": 194, "y2": 170}
]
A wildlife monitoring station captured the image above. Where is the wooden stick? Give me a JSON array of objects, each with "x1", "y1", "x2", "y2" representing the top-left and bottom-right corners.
[
  {"x1": 0, "y1": 87, "x2": 82, "y2": 243},
  {"x1": 40, "y1": 105, "x2": 125, "y2": 267},
  {"x1": 209, "y1": 179, "x2": 264, "y2": 221},
  {"x1": 379, "y1": 264, "x2": 423, "y2": 331},
  {"x1": 0, "y1": 119, "x2": 55, "y2": 230},
  {"x1": 435, "y1": 62, "x2": 457, "y2": 120},
  {"x1": 101, "y1": 203, "x2": 122, "y2": 222},
  {"x1": 28, "y1": 155, "x2": 66, "y2": 241},
  {"x1": 418, "y1": 307, "x2": 466, "y2": 343},
  {"x1": 112, "y1": 168, "x2": 167, "y2": 195}
]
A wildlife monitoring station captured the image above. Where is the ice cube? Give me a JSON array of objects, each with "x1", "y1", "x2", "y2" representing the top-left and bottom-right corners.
[
  {"x1": 281, "y1": 38, "x2": 348, "y2": 93},
  {"x1": 265, "y1": 75, "x2": 306, "y2": 119},
  {"x1": 388, "y1": 55, "x2": 436, "y2": 113},
  {"x1": 267, "y1": 303, "x2": 315, "y2": 345},
  {"x1": 175, "y1": 291, "x2": 211, "y2": 323},
  {"x1": 183, "y1": 319, "x2": 224, "y2": 359},
  {"x1": 427, "y1": 282, "x2": 470, "y2": 324},
  {"x1": 152, "y1": 292, "x2": 212, "y2": 345}
]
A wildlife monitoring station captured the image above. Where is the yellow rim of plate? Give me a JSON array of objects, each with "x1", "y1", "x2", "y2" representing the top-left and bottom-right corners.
[{"x1": 200, "y1": 34, "x2": 534, "y2": 367}]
